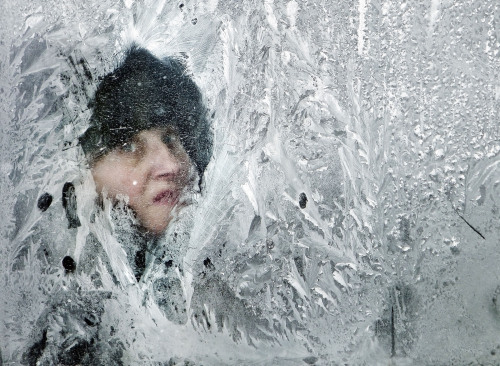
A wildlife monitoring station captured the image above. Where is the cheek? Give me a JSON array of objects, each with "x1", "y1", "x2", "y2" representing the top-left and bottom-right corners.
[
  {"x1": 93, "y1": 164, "x2": 145, "y2": 201},
  {"x1": 124, "y1": 179, "x2": 147, "y2": 207},
  {"x1": 120, "y1": 169, "x2": 151, "y2": 199}
]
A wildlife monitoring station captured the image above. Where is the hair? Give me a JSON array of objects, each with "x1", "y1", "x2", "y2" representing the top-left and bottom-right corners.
[{"x1": 80, "y1": 46, "x2": 212, "y2": 180}]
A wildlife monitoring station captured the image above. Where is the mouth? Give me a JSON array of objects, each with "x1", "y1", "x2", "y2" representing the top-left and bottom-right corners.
[{"x1": 152, "y1": 189, "x2": 180, "y2": 206}]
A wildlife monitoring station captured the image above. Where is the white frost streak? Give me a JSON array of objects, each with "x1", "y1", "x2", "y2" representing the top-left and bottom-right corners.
[
  {"x1": 264, "y1": 0, "x2": 278, "y2": 32},
  {"x1": 429, "y1": 0, "x2": 441, "y2": 37},
  {"x1": 357, "y1": 0, "x2": 367, "y2": 55},
  {"x1": 242, "y1": 182, "x2": 258, "y2": 213},
  {"x1": 220, "y1": 22, "x2": 235, "y2": 94},
  {"x1": 286, "y1": 0, "x2": 299, "y2": 28},
  {"x1": 333, "y1": 271, "x2": 349, "y2": 289},
  {"x1": 314, "y1": 286, "x2": 337, "y2": 306},
  {"x1": 123, "y1": 0, "x2": 134, "y2": 9}
]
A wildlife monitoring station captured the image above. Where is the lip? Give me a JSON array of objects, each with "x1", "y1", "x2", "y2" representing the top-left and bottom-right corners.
[{"x1": 152, "y1": 189, "x2": 180, "y2": 206}]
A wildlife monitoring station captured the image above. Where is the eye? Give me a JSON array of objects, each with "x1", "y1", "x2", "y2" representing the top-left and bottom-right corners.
[{"x1": 162, "y1": 132, "x2": 178, "y2": 146}]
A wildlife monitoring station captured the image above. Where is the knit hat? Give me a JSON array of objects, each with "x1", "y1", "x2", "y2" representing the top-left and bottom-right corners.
[{"x1": 80, "y1": 46, "x2": 212, "y2": 179}]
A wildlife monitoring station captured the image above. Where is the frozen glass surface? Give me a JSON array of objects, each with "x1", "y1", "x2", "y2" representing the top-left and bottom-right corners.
[{"x1": 0, "y1": 0, "x2": 499, "y2": 364}]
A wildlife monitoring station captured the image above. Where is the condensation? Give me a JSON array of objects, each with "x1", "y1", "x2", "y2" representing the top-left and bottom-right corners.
[{"x1": 0, "y1": 0, "x2": 499, "y2": 364}]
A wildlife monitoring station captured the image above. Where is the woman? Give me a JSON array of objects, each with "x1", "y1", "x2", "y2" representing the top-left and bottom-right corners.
[{"x1": 81, "y1": 45, "x2": 212, "y2": 236}]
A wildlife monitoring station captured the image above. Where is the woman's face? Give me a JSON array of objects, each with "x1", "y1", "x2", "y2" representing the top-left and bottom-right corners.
[{"x1": 91, "y1": 127, "x2": 193, "y2": 234}]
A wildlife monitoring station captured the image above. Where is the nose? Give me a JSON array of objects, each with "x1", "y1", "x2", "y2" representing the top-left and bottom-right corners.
[{"x1": 146, "y1": 140, "x2": 183, "y2": 181}]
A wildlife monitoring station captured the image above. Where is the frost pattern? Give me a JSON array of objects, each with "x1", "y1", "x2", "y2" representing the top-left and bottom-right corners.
[{"x1": 0, "y1": 0, "x2": 499, "y2": 364}]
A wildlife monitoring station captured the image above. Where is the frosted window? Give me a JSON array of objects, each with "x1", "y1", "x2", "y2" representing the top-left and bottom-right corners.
[{"x1": 1, "y1": 0, "x2": 498, "y2": 364}]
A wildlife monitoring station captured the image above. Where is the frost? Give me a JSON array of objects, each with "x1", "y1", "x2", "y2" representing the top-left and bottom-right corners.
[{"x1": 1, "y1": 0, "x2": 500, "y2": 364}]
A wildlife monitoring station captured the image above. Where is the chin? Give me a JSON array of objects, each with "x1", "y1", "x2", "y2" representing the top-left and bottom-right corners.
[
  {"x1": 134, "y1": 205, "x2": 175, "y2": 235},
  {"x1": 142, "y1": 217, "x2": 171, "y2": 236}
]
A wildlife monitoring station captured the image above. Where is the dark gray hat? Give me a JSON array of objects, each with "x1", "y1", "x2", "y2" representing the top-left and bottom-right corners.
[{"x1": 80, "y1": 46, "x2": 212, "y2": 179}]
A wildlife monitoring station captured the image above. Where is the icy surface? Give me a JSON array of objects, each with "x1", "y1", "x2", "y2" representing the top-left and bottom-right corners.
[{"x1": 0, "y1": 0, "x2": 499, "y2": 364}]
